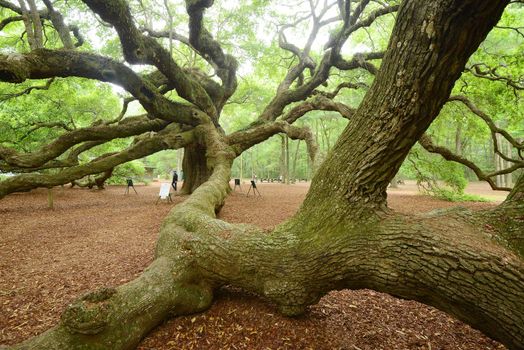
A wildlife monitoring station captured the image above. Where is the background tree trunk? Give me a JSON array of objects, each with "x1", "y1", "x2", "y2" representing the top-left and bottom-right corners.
[
  {"x1": 292, "y1": 140, "x2": 301, "y2": 181},
  {"x1": 285, "y1": 135, "x2": 290, "y2": 184},
  {"x1": 455, "y1": 122, "x2": 462, "y2": 155}
]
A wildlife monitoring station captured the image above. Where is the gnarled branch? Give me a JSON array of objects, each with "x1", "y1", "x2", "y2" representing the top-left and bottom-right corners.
[{"x1": 0, "y1": 49, "x2": 201, "y2": 126}]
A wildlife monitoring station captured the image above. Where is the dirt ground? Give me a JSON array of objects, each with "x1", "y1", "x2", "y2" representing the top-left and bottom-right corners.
[{"x1": 0, "y1": 180, "x2": 507, "y2": 349}]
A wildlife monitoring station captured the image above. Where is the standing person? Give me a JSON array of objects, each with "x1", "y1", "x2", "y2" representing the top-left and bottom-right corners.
[{"x1": 171, "y1": 170, "x2": 178, "y2": 191}]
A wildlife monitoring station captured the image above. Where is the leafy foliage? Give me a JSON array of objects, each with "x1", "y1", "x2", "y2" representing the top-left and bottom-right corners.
[{"x1": 106, "y1": 160, "x2": 146, "y2": 185}]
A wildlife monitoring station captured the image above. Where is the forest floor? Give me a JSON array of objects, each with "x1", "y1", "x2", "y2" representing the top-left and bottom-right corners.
[{"x1": 0, "y1": 180, "x2": 507, "y2": 349}]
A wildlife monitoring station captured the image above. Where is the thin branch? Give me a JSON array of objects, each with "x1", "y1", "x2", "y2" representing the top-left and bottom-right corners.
[
  {"x1": 0, "y1": 77, "x2": 55, "y2": 101},
  {"x1": 465, "y1": 63, "x2": 524, "y2": 92},
  {"x1": 418, "y1": 134, "x2": 514, "y2": 192},
  {"x1": 447, "y1": 95, "x2": 524, "y2": 164},
  {"x1": 495, "y1": 25, "x2": 524, "y2": 39},
  {"x1": 314, "y1": 80, "x2": 368, "y2": 99}
]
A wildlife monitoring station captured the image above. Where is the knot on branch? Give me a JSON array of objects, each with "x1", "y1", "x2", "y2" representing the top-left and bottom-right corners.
[
  {"x1": 173, "y1": 282, "x2": 214, "y2": 314},
  {"x1": 187, "y1": 0, "x2": 214, "y2": 13},
  {"x1": 263, "y1": 280, "x2": 315, "y2": 316},
  {"x1": 61, "y1": 287, "x2": 116, "y2": 335}
]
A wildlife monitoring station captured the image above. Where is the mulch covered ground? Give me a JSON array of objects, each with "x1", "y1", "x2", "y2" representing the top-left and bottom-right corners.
[{"x1": 0, "y1": 181, "x2": 506, "y2": 349}]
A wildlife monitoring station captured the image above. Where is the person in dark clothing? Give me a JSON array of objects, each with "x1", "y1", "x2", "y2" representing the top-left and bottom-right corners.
[{"x1": 171, "y1": 170, "x2": 178, "y2": 191}]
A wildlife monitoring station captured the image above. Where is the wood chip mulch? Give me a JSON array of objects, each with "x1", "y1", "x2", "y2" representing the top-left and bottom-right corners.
[{"x1": 0, "y1": 182, "x2": 505, "y2": 349}]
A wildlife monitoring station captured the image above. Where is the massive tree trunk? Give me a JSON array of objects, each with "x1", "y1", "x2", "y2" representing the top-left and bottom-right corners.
[
  {"x1": 9, "y1": 1, "x2": 524, "y2": 350},
  {"x1": 180, "y1": 143, "x2": 214, "y2": 194}
]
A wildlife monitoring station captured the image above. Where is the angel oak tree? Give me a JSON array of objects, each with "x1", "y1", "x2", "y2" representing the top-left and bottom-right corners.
[{"x1": 1, "y1": 0, "x2": 524, "y2": 349}]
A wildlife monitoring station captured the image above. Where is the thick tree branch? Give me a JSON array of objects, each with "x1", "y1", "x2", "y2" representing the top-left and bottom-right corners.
[
  {"x1": 25, "y1": 0, "x2": 44, "y2": 49},
  {"x1": 41, "y1": 0, "x2": 74, "y2": 49},
  {"x1": 0, "y1": 125, "x2": 194, "y2": 198},
  {"x1": 227, "y1": 120, "x2": 318, "y2": 164},
  {"x1": 81, "y1": 0, "x2": 217, "y2": 119},
  {"x1": 333, "y1": 51, "x2": 384, "y2": 75},
  {"x1": 0, "y1": 115, "x2": 169, "y2": 170},
  {"x1": 0, "y1": 49, "x2": 201, "y2": 126},
  {"x1": 185, "y1": 0, "x2": 238, "y2": 104},
  {"x1": 0, "y1": 14, "x2": 23, "y2": 30},
  {"x1": 283, "y1": 94, "x2": 355, "y2": 123},
  {"x1": 0, "y1": 0, "x2": 47, "y2": 16}
]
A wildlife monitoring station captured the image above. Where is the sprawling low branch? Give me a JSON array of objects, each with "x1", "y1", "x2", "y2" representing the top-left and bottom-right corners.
[
  {"x1": 0, "y1": 116, "x2": 169, "y2": 170},
  {"x1": 0, "y1": 125, "x2": 194, "y2": 198},
  {"x1": 4, "y1": 140, "x2": 108, "y2": 173},
  {"x1": 71, "y1": 167, "x2": 114, "y2": 190}
]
